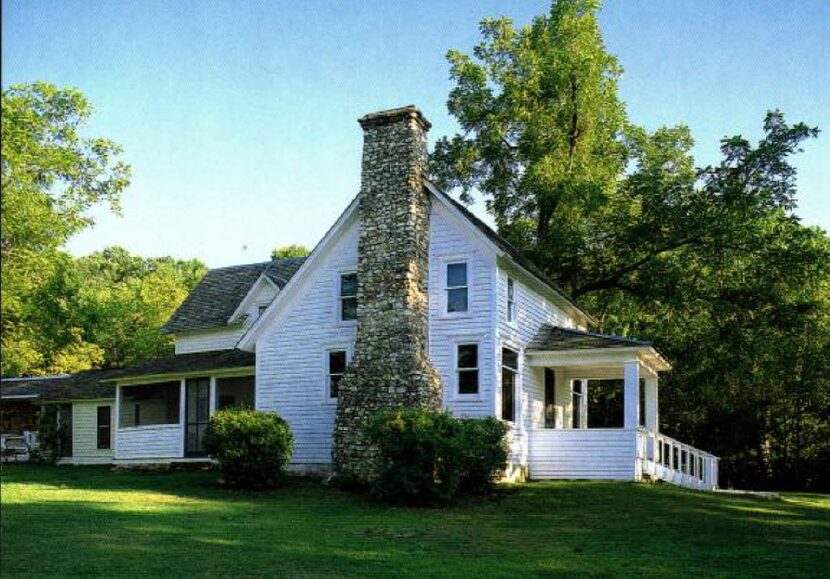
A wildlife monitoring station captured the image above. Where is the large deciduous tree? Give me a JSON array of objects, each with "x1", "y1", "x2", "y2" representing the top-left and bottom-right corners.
[{"x1": 432, "y1": 0, "x2": 829, "y2": 490}]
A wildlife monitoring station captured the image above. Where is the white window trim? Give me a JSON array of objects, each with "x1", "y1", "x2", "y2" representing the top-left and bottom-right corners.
[
  {"x1": 322, "y1": 345, "x2": 352, "y2": 404},
  {"x1": 440, "y1": 256, "x2": 473, "y2": 318},
  {"x1": 452, "y1": 340, "x2": 482, "y2": 399},
  {"x1": 499, "y1": 344, "x2": 521, "y2": 423},
  {"x1": 335, "y1": 269, "x2": 358, "y2": 326}
]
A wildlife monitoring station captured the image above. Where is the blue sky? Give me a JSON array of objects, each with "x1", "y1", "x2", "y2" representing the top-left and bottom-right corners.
[{"x1": 3, "y1": 0, "x2": 828, "y2": 268}]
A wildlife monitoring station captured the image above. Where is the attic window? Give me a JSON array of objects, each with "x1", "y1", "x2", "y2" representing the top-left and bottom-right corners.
[
  {"x1": 258, "y1": 305, "x2": 268, "y2": 318},
  {"x1": 339, "y1": 273, "x2": 357, "y2": 321}
]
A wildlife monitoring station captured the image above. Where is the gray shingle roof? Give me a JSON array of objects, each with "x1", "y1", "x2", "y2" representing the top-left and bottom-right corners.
[
  {"x1": 162, "y1": 257, "x2": 305, "y2": 333},
  {"x1": 111, "y1": 349, "x2": 255, "y2": 380},
  {"x1": 527, "y1": 325, "x2": 650, "y2": 351},
  {"x1": 1, "y1": 370, "x2": 118, "y2": 401}
]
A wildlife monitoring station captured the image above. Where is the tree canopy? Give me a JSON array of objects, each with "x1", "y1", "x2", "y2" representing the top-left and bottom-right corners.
[
  {"x1": 271, "y1": 244, "x2": 310, "y2": 259},
  {"x1": 433, "y1": 0, "x2": 829, "y2": 490},
  {"x1": 1, "y1": 83, "x2": 206, "y2": 376}
]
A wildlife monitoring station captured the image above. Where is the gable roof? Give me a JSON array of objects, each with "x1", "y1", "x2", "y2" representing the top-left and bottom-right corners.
[
  {"x1": 426, "y1": 181, "x2": 590, "y2": 321},
  {"x1": 1, "y1": 370, "x2": 118, "y2": 401},
  {"x1": 527, "y1": 325, "x2": 651, "y2": 351},
  {"x1": 162, "y1": 257, "x2": 305, "y2": 333}
]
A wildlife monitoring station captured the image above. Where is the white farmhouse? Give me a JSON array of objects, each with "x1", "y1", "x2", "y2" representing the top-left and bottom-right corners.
[{"x1": 0, "y1": 106, "x2": 717, "y2": 490}]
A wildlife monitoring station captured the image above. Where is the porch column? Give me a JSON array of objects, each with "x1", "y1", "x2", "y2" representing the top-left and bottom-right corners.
[
  {"x1": 624, "y1": 361, "x2": 640, "y2": 429},
  {"x1": 644, "y1": 376, "x2": 659, "y2": 432}
]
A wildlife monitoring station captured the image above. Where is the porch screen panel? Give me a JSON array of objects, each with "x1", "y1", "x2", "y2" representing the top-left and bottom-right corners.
[
  {"x1": 119, "y1": 382, "x2": 181, "y2": 427},
  {"x1": 544, "y1": 369, "x2": 556, "y2": 428},
  {"x1": 216, "y1": 376, "x2": 255, "y2": 410}
]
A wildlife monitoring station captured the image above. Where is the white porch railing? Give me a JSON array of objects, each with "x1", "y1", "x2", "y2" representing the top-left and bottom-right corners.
[
  {"x1": 636, "y1": 428, "x2": 719, "y2": 490},
  {"x1": 528, "y1": 428, "x2": 719, "y2": 491}
]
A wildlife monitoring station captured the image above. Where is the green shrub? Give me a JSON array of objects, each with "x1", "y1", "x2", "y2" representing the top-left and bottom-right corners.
[
  {"x1": 364, "y1": 408, "x2": 509, "y2": 505},
  {"x1": 203, "y1": 408, "x2": 294, "y2": 489}
]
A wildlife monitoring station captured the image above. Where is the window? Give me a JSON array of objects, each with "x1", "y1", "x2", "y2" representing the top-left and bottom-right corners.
[
  {"x1": 258, "y1": 304, "x2": 268, "y2": 318},
  {"x1": 501, "y1": 348, "x2": 519, "y2": 422},
  {"x1": 217, "y1": 375, "x2": 255, "y2": 410},
  {"x1": 572, "y1": 380, "x2": 584, "y2": 429},
  {"x1": 339, "y1": 273, "x2": 357, "y2": 321},
  {"x1": 119, "y1": 382, "x2": 180, "y2": 428},
  {"x1": 327, "y1": 350, "x2": 347, "y2": 399},
  {"x1": 446, "y1": 262, "x2": 468, "y2": 313},
  {"x1": 456, "y1": 344, "x2": 479, "y2": 395},
  {"x1": 507, "y1": 277, "x2": 516, "y2": 322},
  {"x1": 96, "y1": 406, "x2": 111, "y2": 449}
]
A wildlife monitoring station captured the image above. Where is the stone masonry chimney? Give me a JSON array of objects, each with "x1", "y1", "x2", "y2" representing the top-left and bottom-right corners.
[{"x1": 332, "y1": 106, "x2": 443, "y2": 482}]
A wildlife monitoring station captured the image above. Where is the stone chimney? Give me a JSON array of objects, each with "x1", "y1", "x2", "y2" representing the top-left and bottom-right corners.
[{"x1": 332, "y1": 106, "x2": 443, "y2": 482}]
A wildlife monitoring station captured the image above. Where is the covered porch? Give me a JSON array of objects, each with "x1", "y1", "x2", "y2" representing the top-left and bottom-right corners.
[{"x1": 524, "y1": 326, "x2": 718, "y2": 490}]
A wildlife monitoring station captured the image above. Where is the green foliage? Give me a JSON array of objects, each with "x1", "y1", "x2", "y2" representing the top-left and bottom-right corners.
[
  {"x1": 271, "y1": 244, "x2": 310, "y2": 259},
  {"x1": 364, "y1": 408, "x2": 509, "y2": 505},
  {"x1": 29, "y1": 406, "x2": 62, "y2": 464},
  {"x1": 433, "y1": 0, "x2": 829, "y2": 490},
  {"x1": 1, "y1": 83, "x2": 131, "y2": 375},
  {"x1": 204, "y1": 408, "x2": 295, "y2": 489}
]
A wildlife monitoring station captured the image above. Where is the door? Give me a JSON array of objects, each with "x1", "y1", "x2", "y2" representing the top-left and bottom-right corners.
[{"x1": 185, "y1": 378, "x2": 210, "y2": 456}]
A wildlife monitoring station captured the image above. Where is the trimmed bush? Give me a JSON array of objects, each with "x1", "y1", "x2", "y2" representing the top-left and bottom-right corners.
[
  {"x1": 203, "y1": 408, "x2": 294, "y2": 489},
  {"x1": 364, "y1": 408, "x2": 509, "y2": 505}
]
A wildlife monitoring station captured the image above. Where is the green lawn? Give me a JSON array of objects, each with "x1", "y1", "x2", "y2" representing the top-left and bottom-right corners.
[{"x1": 1, "y1": 465, "x2": 828, "y2": 577}]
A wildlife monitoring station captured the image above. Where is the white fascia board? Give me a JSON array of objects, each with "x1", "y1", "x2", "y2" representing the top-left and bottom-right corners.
[
  {"x1": 237, "y1": 196, "x2": 360, "y2": 351},
  {"x1": 227, "y1": 274, "x2": 279, "y2": 324},
  {"x1": 525, "y1": 346, "x2": 671, "y2": 372}
]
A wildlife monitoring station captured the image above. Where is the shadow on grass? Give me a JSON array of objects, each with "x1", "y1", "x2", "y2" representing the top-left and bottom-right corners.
[{"x1": 2, "y1": 465, "x2": 829, "y2": 577}]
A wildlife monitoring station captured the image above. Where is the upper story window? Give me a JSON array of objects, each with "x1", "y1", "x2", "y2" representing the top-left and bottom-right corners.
[
  {"x1": 327, "y1": 350, "x2": 347, "y2": 399},
  {"x1": 507, "y1": 277, "x2": 516, "y2": 322},
  {"x1": 339, "y1": 273, "x2": 357, "y2": 321},
  {"x1": 456, "y1": 343, "x2": 479, "y2": 395},
  {"x1": 446, "y1": 262, "x2": 468, "y2": 313},
  {"x1": 257, "y1": 304, "x2": 268, "y2": 318}
]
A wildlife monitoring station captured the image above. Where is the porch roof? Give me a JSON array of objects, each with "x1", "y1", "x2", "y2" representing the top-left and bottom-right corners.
[
  {"x1": 102, "y1": 349, "x2": 255, "y2": 383},
  {"x1": 526, "y1": 325, "x2": 671, "y2": 372},
  {"x1": 527, "y1": 326, "x2": 651, "y2": 351},
  {"x1": 0, "y1": 370, "x2": 118, "y2": 402}
]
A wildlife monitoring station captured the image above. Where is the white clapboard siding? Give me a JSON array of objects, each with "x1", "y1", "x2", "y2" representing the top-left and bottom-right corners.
[
  {"x1": 429, "y1": 201, "x2": 497, "y2": 419},
  {"x1": 529, "y1": 429, "x2": 637, "y2": 480},
  {"x1": 115, "y1": 425, "x2": 183, "y2": 459},
  {"x1": 256, "y1": 216, "x2": 359, "y2": 468},
  {"x1": 71, "y1": 400, "x2": 114, "y2": 464},
  {"x1": 256, "y1": 200, "x2": 502, "y2": 469},
  {"x1": 174, "y1": 327, "x2": 246, "y2": 354},
  {"x1": 495, "y1": 266, "x2": 574, "y2": 466}
]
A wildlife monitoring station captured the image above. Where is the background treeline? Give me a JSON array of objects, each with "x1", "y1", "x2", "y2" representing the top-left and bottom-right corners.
[{"x1": 431, "y1": 0, "x2": 829, "y2": 491}]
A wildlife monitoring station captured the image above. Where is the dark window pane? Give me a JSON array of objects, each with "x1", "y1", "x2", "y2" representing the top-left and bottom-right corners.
[
  {"x1": 330, "y1": 375, "x2": 342, "y2": 398},
  {"x1": 502, "y1": 348, "x2": 519, "y2": 370},
  {"x1": 447, "y1": 263, "x2": 467, "y2": 287},
  {"x1": 544, "y1": 369, "x2": 556, "y2": 428},
  {"x1": 216, "y1": 376, "x2": 255, "y2": 410},
  {"x1": 457, "y1": 344, "x2": 478, "y2": 368},
  {"x1": 329, "y1": 351, "x2": 347, "y2": 374},
  {"x1": 507, "y1": 278, "x2": 514, "y2": 300},
  {"x1": 340, "y1": 273, "x2": 357, "y2": 297},
  {"x1": 447, "y1": 288, "x2": 468, "y2": 313},
  {"x1": 97, "y1": 406, "x2": 111, "y2": 450},
  {"x1": 501, "y1": 368, "x2": 515, "y2": 422},
  {"x1": 341, "y1": 297, "x2": 357, "y2": 321},
  {"x1": 458, "y1": 370, "x2": 479, "y2": 394}
]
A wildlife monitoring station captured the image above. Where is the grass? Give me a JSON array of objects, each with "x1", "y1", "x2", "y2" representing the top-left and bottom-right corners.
[{"x1": 1, "y1": 465, "x2": 828, "y2": 577}]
